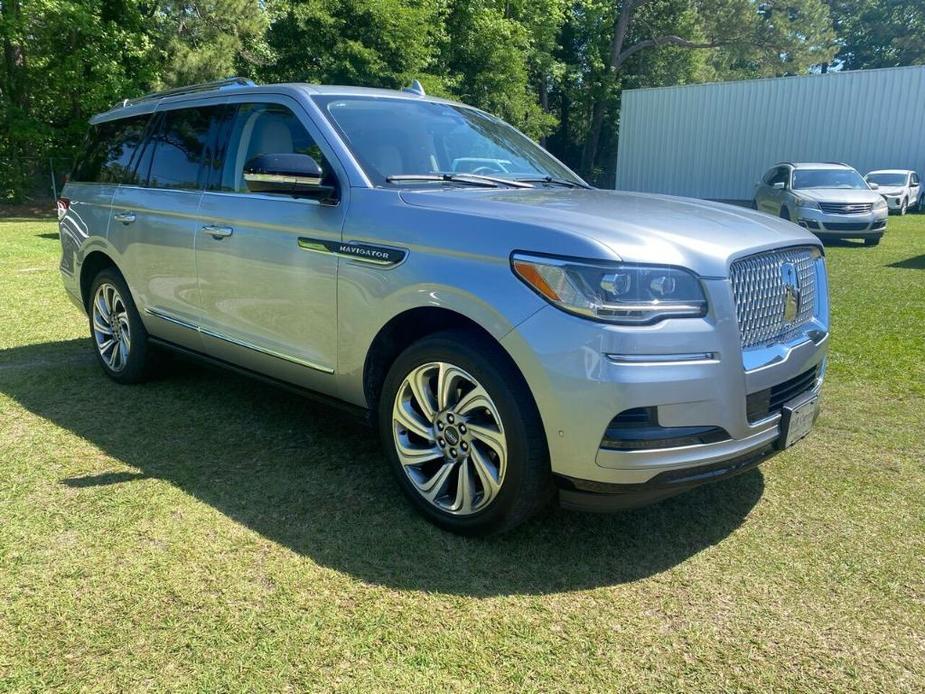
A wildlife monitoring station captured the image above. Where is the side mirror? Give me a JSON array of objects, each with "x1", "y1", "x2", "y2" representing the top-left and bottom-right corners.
[
  {"x1": 243, "y1": 153, "x2": 335, "y2": 200},
  {"x1": 867, "y1": 182, "x2": 879, "y2": 190},
  {"x1": 772, "y1": 181, "x2": 786, "y2": 190}
]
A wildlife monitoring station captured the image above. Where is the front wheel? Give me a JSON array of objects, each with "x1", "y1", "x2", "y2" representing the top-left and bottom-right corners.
[
  {"x1": 88, "y1": 268, "x2": 152, "y2": 383},
  {"x1": 379, "y1": 331, "x2": 552, "y2": 535},
  {"x1": 779, "y1": 206, "x2": 791, "y2": 221},
  {"x1": 899, "y1": 198, "x2": 908, "y2": 216},
  {"x1": 864, "y1": 236, "x2": 881, "y2": 247}
]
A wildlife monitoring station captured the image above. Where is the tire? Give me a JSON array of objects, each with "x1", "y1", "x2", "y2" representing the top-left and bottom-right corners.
[
  {"x1": 864, "y1": 236, "x2": 881, "y2": 247},
  {"x1": 779, "y1": 206, "x2": 791, "y2": 221},
  {"x1": 378, "y1": 330, "x2": 553, "y2": 536},
  {"x1": 899, "y1": 198, "x2": 908, "y2": 216},
  {"x1": 87, "y1": 268, "x2": 152, "y2": 384}
]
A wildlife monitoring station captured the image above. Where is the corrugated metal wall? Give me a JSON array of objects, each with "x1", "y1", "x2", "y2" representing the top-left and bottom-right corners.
[{"x1": 615, "y1": 65, "x2": 925, "y2": 201}]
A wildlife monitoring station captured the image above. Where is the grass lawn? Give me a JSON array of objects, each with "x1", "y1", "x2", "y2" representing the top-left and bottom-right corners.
[{"x1": 1, "y1": 213, "x2": 923, "y2": 691}]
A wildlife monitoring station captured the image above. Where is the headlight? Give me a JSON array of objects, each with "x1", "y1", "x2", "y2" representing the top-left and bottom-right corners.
[
  {"x1": 511, "y1": 253, "x2": 707, "y2": 324},
  {"x1": 794, "y1": 197, "x2": 819, "y2": 209},
  {"x1": 874, "y1": 198, "x2": 888, "y2": 210}
]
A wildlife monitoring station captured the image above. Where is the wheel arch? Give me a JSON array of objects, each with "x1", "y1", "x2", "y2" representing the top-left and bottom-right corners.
[
  {"x1": 362, "y1": 306, "x2": 535, "y2": 417},
  {"x1": 79, "y1": 250, "x2": 123, "y2": 311}
]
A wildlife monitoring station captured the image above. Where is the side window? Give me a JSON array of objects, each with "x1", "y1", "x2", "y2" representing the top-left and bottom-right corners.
[
  {"x1": 217, "y1": 103, "x2": 333, "y2": 194},
  {"x1": 72, "y1": 123, "x2": 117, "y2": 182},
  {"x1": 99, "y1": 116, "x2": 151, "y2": 184},
  {"x1": 71, "y1": 115, "x2": 152, "y2": 184},
  {"x1": 146, "y1": 107, "x2": 217, "y2": 190},
  {"x1": 767, "y1": 167, "x2": 789, "y2": 187},
  {"x1": 912, "y1": 173, "x2": 919, "y2": 186}
]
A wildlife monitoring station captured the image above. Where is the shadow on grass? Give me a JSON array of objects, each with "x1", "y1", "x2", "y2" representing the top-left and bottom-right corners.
[
  {"x1": 887, "y1": 254, "x2": 925, "y2": 270},
  {"x1": 0, "y1": 338, "x2": 764, "y2": 596},
  {"x1": 35, "y1": 232, "x2": 60, "y2": 240}
]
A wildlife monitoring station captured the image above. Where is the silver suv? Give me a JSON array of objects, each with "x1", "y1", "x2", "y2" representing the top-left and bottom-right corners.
[
  {"x1": 58, "y1": 78, "x2": 829, "y2": 535},
  {"x1": 755, "y1": 162, "x2": 888, "y2": 245}
]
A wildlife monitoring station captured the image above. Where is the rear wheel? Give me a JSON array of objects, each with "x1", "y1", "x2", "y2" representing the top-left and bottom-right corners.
[
  {"x1": 88, "y1": 268, "x2": 152, "y2": 383},
  {"x1": 378, "y1": 330, "x2": 552, "y2": 535}
]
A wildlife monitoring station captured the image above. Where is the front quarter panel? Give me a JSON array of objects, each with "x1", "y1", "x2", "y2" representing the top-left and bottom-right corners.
[{"x1": 334, "y1": 188, "x2": 615, "y2": 407}]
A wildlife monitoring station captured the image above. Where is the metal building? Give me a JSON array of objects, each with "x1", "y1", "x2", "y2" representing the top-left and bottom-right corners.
[{"x1": 614, "y1": 65, "x2": 925, "y2": 203}]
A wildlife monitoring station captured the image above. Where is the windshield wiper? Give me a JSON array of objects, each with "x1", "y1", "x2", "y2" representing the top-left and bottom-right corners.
[
  {"x1": 386, "y1": 173, "x2": 534, "y2": 189},
  {"x1": 514, "y1": 175, "x2": 592, "y2": 189}
]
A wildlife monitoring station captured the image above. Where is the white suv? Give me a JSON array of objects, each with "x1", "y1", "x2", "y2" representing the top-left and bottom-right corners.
[{"x1": 865, "y1": 169, "x2": 922, "y2": 215}]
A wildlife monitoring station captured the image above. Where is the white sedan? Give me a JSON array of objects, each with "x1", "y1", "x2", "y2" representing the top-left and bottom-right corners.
[{"x1": 865, "y1": 169, "x2": 922, "y2": 215}]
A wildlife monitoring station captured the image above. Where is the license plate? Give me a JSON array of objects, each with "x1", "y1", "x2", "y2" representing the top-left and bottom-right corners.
[{"x1": 780, "y1": 394, "x2": 820, "y2": 449}]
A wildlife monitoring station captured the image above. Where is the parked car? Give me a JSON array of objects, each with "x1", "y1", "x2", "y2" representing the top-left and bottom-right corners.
[
  {"x1": 865, "y1": 169, "x2": 921, "y2": 215},
  {"x1": 58, "y1": 78, "x2": 829, "y2": 535},
  {"x1": 754, "y1": 162, "x2": 888, "y2": 246}
]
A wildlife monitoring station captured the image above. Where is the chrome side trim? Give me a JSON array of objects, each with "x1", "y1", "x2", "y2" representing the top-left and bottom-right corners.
[
  {"x1": 297, "y1": 237, "x2": 407, "y2": 267},
  {"x1": 143, "y1": 307, "x2": 334, "y2": 374},
  {"x1": 606, "y1": 352, "x2": 717, "y2": 365}
]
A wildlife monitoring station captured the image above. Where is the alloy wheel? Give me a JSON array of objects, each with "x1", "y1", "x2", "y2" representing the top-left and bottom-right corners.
[
  {"x1": 391, "y1": 361, "x2": 507, "y2": 515},
  {"x1": 91, "y1": 282, "x2": 131, "y2": 372}
]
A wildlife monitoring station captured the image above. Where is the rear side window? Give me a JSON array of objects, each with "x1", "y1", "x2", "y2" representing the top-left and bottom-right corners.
[
  {"x1": 145, "y1": 107, "x2": 218, "y2": 190},
  {"x1": 71, "y1": 115, "x2": 151, "y2": 183}
]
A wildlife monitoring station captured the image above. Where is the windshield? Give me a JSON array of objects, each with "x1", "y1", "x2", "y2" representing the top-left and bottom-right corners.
[
  {"x1": 314, "y1": 95, "x2": 584, "y2": 187},
  {"x1": 865, "y1": 172, "x2": 907, "y2": 186},
  {"x1": 792, "y1": 169, "x2": 868, "y2": 190}
]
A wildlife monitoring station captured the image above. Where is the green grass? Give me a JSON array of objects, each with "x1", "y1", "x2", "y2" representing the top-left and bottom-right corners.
[{"x1": 1, "y1": 215, "x2": 923, "y2": 692}]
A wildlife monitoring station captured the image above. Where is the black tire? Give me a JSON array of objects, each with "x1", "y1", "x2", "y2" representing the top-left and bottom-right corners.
[
  {"x1": 779, "y1": 206, "x2": 791, "y2": 221},
  {"x1": 378, "y1": 330, "x2": 553, "y2": 536},
  {"x1": 899, "y1": 198, "x2": 908, "y2": 216},
  {"x1": 864, "y1": 236, "x2": 881, "y2": 247},
  {"x1": 87, "y1": 267, "x2": 152, "y2": 384}
]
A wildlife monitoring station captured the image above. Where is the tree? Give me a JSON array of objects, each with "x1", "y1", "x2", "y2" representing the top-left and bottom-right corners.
[
  {"x1": 825, "y1": 0, "x2": 925, "y2": 70},
  {"x1": 568, "y1": 0, "x2": 836, "y2": 182}
]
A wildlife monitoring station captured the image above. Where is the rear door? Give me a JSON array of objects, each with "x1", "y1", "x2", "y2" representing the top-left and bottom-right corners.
[
  {"x1": 109, "y1": 103, "x2": 225, "y2": 350},
  {"x1": 194, "y1": 96, "x2": 348, "y2": 392},
  {"x1": 61, "y1": 117, "x2": 150, "y2": 274}
]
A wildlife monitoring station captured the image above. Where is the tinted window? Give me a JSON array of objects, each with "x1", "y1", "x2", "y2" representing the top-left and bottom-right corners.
[
  {"x1": 146, "y1": 107, "x2": 217, "y2": 190},
  {"x1": 765, "y1": 167, "x2": 789, "y2": 186},
  {"x1": 216, "y1": 103, "x2": 333, "y2": 193},
  {"x1": 71, "y1": 115, "x2": 151, "y2": 183},
  {"x1": 912, "y1": 173, "x2": 920, "y2": 185}
]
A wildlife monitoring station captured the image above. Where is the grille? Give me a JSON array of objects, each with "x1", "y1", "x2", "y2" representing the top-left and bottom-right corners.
[
  {"x1": 818, "y1": 202, "x2": 872, "y2": 214},
  {"x1": 746, "y1": 365, "x2": 819, "y2": 423},
  {"x1": 823, "y1": 222, "x2": 870, "y2": 231},
  {"x1": 730, "y1": 246, "x2": 817, "y2": 348}
]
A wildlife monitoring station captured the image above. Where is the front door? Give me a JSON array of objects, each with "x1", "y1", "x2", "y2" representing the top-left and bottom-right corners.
[{"x1": 194, "y1": 98, "x2": 347, "y2": 392}]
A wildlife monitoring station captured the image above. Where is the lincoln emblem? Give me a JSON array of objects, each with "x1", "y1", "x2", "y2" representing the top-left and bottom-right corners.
[{"x1": 780, "y1": 262, "x2": 800, "y2": 324}]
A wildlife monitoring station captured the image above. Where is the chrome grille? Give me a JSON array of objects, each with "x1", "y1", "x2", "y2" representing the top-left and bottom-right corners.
[
  {"x1": 730, "y1": 247, "x2": 817, "y2": 349},
  {"x1": 818, "y1": 202, "x2": 872, "y2": 214}
]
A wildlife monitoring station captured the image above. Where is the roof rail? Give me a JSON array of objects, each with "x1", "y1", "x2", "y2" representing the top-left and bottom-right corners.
[
  {"x1": 112, "y1": 77, "x2": 256, "y2": 110},
  {"x1": 824, "y1": 161, "x2": 850, "y2": 167}
]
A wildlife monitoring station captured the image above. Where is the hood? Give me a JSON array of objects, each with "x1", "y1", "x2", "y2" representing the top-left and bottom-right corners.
[
  {"x1": 400, "y1": 188, "x2": 819, "y2": 277},
  {"x1": 872, "y1": 186, "x2": 906, "y2": 196},
  {"x1": 793, "y1": 188, "x2": 884, "y2": 204}
]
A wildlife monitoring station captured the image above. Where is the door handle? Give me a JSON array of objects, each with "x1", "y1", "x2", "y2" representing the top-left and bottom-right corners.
[
  {"x1": 113, "y1": 212, "x2": 136, "y2": 224},
  {"x1": 202, "y1": 225, "x2": 233, "y2": 239}
]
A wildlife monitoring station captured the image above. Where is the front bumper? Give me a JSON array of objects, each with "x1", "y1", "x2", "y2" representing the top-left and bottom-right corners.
[
  {"x1": 500, "y1": 272, "x2": 828, "y2": 497},
  {"x1": 882, "y1": 195, "x2": 905, "y2": 211},
  {"x1": 795, "y1": 206, "x2": 887, "y2": 238}
]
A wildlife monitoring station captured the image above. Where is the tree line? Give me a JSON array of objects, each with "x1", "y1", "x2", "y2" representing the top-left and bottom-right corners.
[{"x1": 1, "y1": 0, "x2": 923, "y2": 201}]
